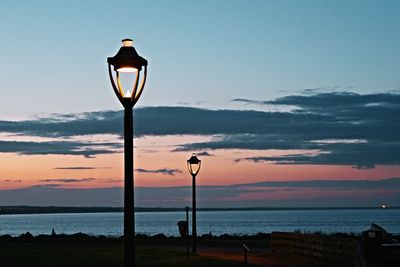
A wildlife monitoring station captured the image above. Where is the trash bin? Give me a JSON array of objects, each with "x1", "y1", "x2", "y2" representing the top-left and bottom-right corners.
[{"x1": 177, "y1": 220, "x2": 188, "y2": 237}]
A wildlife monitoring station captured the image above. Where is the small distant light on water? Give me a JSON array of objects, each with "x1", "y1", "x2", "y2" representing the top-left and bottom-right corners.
[{"x1": 381, "y1": 204, "x2": 386, "y2": 209}]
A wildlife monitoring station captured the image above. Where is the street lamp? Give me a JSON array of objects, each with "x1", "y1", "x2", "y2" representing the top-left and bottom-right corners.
[
  {"x1": 107, "y1": 38, "x2": 148, "y2": 267},
  {"x1": 187, "y1": 153, "x2": 201, "y2": 254}
]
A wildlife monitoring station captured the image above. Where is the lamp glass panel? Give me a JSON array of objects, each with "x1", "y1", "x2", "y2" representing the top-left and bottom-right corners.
[
  {"x1": 117, "y1": 71, "x2": 138, "y2": 98},
  {"x1": 189, "y1": 162, "x2": 200, "y2": 175}
]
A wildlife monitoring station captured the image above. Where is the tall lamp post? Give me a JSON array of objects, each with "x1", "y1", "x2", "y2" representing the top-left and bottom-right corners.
[
  {"x1": 107, "y1": 39, "x2": 148, "y2": 267},
  {"x1": 187, "y1": 153, "x2": 201, "y2": 254}
]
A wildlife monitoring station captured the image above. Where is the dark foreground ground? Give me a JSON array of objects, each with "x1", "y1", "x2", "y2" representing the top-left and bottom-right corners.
[{"x1": 0, "y1": 235, "x2": 322, "y2": 267}]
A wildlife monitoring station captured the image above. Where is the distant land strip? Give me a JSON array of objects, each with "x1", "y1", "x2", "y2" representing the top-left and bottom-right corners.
[{"x1": 0, "y1": 206, "x2": 398, "y2": 215}]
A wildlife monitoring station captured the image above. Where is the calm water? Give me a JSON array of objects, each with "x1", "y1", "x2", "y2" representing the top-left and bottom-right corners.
[{"x1": 0, "y1": 209, "x2": 399, "y2": 237}]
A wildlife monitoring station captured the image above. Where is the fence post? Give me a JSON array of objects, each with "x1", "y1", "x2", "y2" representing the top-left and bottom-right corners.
[{"x1": 242, "y1": 243, "x2": 250, "y2": 267}]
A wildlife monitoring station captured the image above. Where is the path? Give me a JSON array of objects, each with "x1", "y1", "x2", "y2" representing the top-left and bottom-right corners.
[{"x1": 199, "y1": 247, "x2": 324, "y2": 267}]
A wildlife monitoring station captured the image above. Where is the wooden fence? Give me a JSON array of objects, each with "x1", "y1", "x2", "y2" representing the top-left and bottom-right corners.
[{"x1": 271, "y1": 232, "x2": 367, "y2": 267}]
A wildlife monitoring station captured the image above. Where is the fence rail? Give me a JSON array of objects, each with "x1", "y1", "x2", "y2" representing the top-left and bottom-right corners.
[{"x1": 271, "y1": 232, "x2": 367, "y2": 267}]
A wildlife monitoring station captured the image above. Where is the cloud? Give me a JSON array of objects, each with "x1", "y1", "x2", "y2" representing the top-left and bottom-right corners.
[
  {"x1": 33, "y1": 184, "x2": 63, "y2": 188},
  {"x1": 174, "y1": 134, "x2": 313, "y2": 151},
  {"x1": 178, "y1": 92, "x2": 400, "y2": 168},
  {"x1": 0, "y1": 107, "x2": 308, "y2": 137},
  {"x1": 0, "y1": 92, "x2": 399, "y2": 167},
  {"x1": 266, "y1": 91, "x2": 400, "y2": 111},
  {"x1": 235, "y1": 141, "x2": 400, "y2": 169},
  {"x1": 231, "y1": 98, "x2": 265, "y2": 105},
  {"x1": 239, "y1": 177, "x2": 400, "y2": 190},
  {"x1": 2, "y1": 179, "x2": 22, "y2": 183},
  {"x1": 0, "y1": 140, "x2": 121, "y2": 158},
  {"x1": 54, "y1": 167, "x2": 97, "y2": 170},
  {"x1": 135, "y1": 168, "x2": 182, "y2": 176},
  {"x1": 38, "y1": 178, "x2": 96, "y2": 183},
  {"x1": 233, "y1": 91, "x2": 400, "y2": 111},
  {"x1": 0, "y1": 110, "x2": 123, "y2": 138},
  {"x1": 196, "y1": 151, "x2": 214, "y2": 157}
]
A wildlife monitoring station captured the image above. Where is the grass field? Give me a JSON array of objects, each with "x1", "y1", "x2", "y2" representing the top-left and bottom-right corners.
[{"x1": 0, "y1": 238, "x2": 256, "y2": 267}]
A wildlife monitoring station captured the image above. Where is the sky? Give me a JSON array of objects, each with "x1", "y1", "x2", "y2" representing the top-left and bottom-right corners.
[{"x1": 0, "y1": 0, "x2": 399, "y2": 207}]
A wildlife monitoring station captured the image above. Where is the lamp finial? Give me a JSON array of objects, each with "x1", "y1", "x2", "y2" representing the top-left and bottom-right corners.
[{"x1": 122, "y1": 38, "x2": 133, "y2": 47}]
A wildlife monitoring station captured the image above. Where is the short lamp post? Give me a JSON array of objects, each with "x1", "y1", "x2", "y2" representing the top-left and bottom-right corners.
[
  {"x1": 107, "y1": 39, "x2": 148, "y2": 267},
  {"x1": 187, "y1": 153, "x2": 201, "y2": 254}
]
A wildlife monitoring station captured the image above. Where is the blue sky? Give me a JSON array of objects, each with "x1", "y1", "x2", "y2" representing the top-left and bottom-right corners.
[{"x1": 0, "y1": 0, "x2": 399, "y2": 118}]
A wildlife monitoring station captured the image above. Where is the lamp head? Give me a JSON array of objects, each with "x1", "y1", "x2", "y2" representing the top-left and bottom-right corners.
[
  {"x1": 107, "y1": 38, "x2": 148, "y2": 106},
  {"x1": 187, "y1": 153, "x2": 201, "y2": 176}
]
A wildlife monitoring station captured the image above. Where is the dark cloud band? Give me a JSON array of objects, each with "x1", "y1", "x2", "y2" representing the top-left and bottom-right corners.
[
  {"x1": 39, "y1": 178, "x2": 96, "y2": 183},
  {"x1": 0, "y1": 92, "x2": 399, "y2": 167},
  {"x1": 135, "y1": 168, "x2": 182, "y2": 176}
]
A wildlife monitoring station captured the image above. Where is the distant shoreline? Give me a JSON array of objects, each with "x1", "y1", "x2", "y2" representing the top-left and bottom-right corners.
[{"x1": 0, "y1": 206, "x2": 397, "y2": 215}]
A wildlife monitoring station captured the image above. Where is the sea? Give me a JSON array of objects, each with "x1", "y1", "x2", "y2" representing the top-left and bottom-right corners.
[{"x1": 0, "y1": 209, "x2": 399, "y2": 237}]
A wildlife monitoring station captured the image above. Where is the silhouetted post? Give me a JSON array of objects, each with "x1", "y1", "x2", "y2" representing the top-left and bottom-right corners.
[
  {"x1": 187, "y1": 154, "x2": 201, "y2": 255},
  {"x1": 186, "y1": 206, "x2": 190, "y2": 261},
  {"x1": 242, "y1": 243, "x2": 250, "y2": 267},
  {"x1": 192, "y1": 173, "x2": 197, "y2": 254},
  {"x1": 124, "y1": 106, "x2": 134, "y2": 267},
  {"x1": 107, "y1": 38, "x2": 148, "y2": 267}
]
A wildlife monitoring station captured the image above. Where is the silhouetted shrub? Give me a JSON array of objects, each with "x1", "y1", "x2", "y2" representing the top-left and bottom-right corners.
[
  {"x1": 19, "y1": 232, "x2": 33, "y2": 238},
  {"x1": 201, "y1": 233, "x2": 213, "y2": 238},
  {"x1": 152, "y1": 233, "x2": 167, "y2": 239},
  {"x1": 37, "y1": 234, "x2": 51, "y2": 238},
  {"x1": 69, "y1": 232, "x2": 90, "y2": 238},
  {"x1": 136, "y1": 233, "x2": 149, "y2": 239}
]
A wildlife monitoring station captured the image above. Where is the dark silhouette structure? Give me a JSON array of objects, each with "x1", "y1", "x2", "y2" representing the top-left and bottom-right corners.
[
  {"x1": 107, "y1": 39, "x2": 148, "y2": 267},
  {"x1": 242, "y1": 243, "x2": 250, "y2": 267},
  {"x1": 187, "y1": 153, "x2": 201, "y2": 254},
  {"x1": 186, "y1": 206, "x2": 190, "y2": 260}
]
